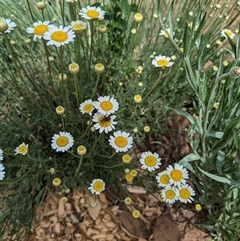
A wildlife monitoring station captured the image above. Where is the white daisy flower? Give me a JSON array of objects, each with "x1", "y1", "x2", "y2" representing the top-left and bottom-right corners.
[
  {"x1": 0, "y1": 18, "x2": 16, "y2": 34},
  {"x1": 156, "y1": 170, "x2": 170, "y2": 187},
  {"x1": 94, "y1": 96, "x2": 119, "y2": 116},
  {"x1": 92, "y1": 112, "x2": 117, "y2": 133},
  {"x1": 140, "y1": 151, "x2": 161, "y2": 172},
  {"x1": 159, "y1": 28, "x2": 174, "y2": 38},
  {"x1": 109, "y1": 131, "x2": 133, "y2": 153},
  {"x1": 177, "y1": 184, "x2": 195, "y2": 203},
  {"x1": 27, "y1": 21, "x2": 54, "y2": 41},
  {"x1": 0, "y1": 148, "x2": 3, "y2": 161},
  {"x1": 152, "y1": 55, "x2": 174, "y2": 68},
  {"x1": 0, "y1": 163, "x2": 5, "y2": 180},
  {"x1": 15, "y1": 143, "x2": 28, "y2": 155},
  {"x1": 79, "y1": 99, "x2": 95, "y2": 115},
  {"x1": 166, "y1": 163, "x2": 189, "y2": 186},
  {"x1": 71, "y1": 20, "x2": 87, "y2": 34},
  {"x1": 88, "y1": 179, "x2": 105, "y2": 195},
  {"x1": 79, "y1": 6, "x2": 105, "y2": 21},
  {"x1": 43, "y1": 25, "x2": 75, "y2": 47},
  {"x1": 161, "y1": 185, "x2": 178, "y2": 204},
  {"x1": 51, "y1": 131, "x2": 74, "y2": 152},
  {"x1": 221, "y1": 29, "x2": 235, "y2": 39}
]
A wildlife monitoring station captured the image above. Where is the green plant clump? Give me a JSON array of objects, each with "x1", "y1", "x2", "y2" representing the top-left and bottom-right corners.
[{"x1": 0, "y1": 0, "x2": 239, "y2": 240}]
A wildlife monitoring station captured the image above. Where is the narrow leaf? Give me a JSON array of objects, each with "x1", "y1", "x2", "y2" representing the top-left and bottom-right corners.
[
  {"x1": 179, "y1": 153, "x2": 200, "y2": 165},
  {"x1": 216, "y1": 150, "x2": 225, "y2": 174},
  {"x1": 197, "y1": 166, "x2": 231, "y2": 184}
]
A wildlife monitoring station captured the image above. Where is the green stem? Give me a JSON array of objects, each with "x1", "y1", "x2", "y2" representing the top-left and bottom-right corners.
[
  {"x1": 26, "y1": 0, "x2": 35, "y2": 21},
  {"x1": 75, "y1": 156, "x2": 83, "y2": 176},
  {"x1": 3, "y1": 33, "x2": 32, "y2": 97},
  {"x1": 73, "y1": 74, "x2": 80, "y2": 107},
  {"x1": 89, "y1": 21, "x2": 94, "y2": 74},
  {"x1": 61, "y1": 115, "x2": 65, "y2": 131},
  {"x1": 91, "y1": 73, "x2": 100, "y2": 99},
  {"x1": 143, "y1": 70, "x2": 163, "y2": 101}
]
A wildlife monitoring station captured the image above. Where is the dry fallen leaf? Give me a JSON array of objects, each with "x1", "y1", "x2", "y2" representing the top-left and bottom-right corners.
[
  {"x1": 85, "y1": 194, "x2": 101, "y2": 220},
  {"x1": 153, "y1": 215, "x2": 181, "y2": 241}
]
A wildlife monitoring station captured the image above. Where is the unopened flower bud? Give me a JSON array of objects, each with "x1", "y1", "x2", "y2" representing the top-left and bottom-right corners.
[
  {"x1": 94, "y1": 63, "x2": 105, "y2": 73},
  {"x1": 36, "y1": 1, "x2": 46, "y2": 10},
  {"x1": 0, "y1": 19, "x2": 8, "y2": 32},
  {"x1": 56, "y1": 106, "x2": 65, "y2": 115},
  {"x1": 134, "y1": 94, "x2": 142, "y2": 103},
  {"x1": 69, "y1": 63, "x2": 79, "y2": 74},
  {"x1": 77, "y1": 145, "x2": 87, "y2": 156},
  {"x1": 134, "y1": 13, "x2": 143, "y2": 22},
  {"x1": 98, "y1": 25, "x2": 107, "y2": 34}
]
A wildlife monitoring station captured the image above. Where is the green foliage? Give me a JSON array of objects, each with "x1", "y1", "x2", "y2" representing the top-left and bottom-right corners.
[{"x1": 0, "y1": 0, "x2": 240, "y2": 240}]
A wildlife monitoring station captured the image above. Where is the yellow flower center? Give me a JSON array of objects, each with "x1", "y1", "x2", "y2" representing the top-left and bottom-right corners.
[
  {"x1": 69, "y1": 63, "x2": 78, "y2": 70},
  {"x1": 170, "y1": 169, "x2": 183, "y2": 181},
  {"x1": 93, "y1": 181, "x2": 104, "y2": 191},
  {"x1": 163, "y1": 30, "x2": 170, "y2": 38},
  {"x1": 83, "y1": 103, "x2": 93, "y2": 113},
  {"x1": 122, "y1": 154, "x2": 131, "y2": 163},
  {"x1": 18, "y1": 145, "x2": 27, "y2": 154},
  {"x1": 53, "y1": 178, "x2": 61, "y2": 186},
  {"x1": 225, "y1": 30, "x2": 232, "y2": 37},
  {"x1": 115, "y1": 136, "x2": 127, "y2": 147},
  {"x1": 100, "y1": 101, "x2": 113, "y2": 111},
  {"x1": 130, "y1": 169, "x2": 137, "y2": 177},
  {"x1": 56, "y1": 136, "x2": 69, "y2": 147},
  {"x1": 165, "y1": 189, "x2": 176, "y2": 199},
  {"x1": 157, "y1": 59, "x2": 169, "y2": 67},
  {"x1": 132, "y1": 210, "x2": 140, "y2": 218},
  {"x1": 144, "y1": 155, "x2": 157, "y2": 167},
  {"x1": 98, "y1": 116, "x2": 111, "y2": 127},
  {"x1": 51, "y1": 30, "x2": 68, "y2": 42},
  {"x1": 86, "y1": 10, "x2": 100, "y2": 18},
  {"x1": 124, "y1": 197, "x2": 132, "y2": 204},
  {"x1": 125, "y1": 173, "x2": 134, "y2": 182},
  {"x1": 72, "y1": 23, "x2": 84, "y2": 30},
  {"x1": 34, "y1": 24, "x2": 48, "y2": 35},
  {"x1": 160, "y1": 174, "x2": 170, "y2": 184},
  {"x1": 179, "y1": 188, "x2": 190, "y2": 199}
]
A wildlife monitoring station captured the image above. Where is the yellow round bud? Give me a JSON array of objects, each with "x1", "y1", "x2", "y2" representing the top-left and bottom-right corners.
[
  {"x1": 0, "y1": 19, "x2": 8, "y2": 32},
  {"x1": 130, "y1": 169, "x2": 137, "y2": 177},
  {"x1": 195, "y1": 204, "x2": 202, "y2": 211},
  {"x1": 122, "y1": 154, "x2": 132, "y2": 163},
  {"x1": 131, "y1": 28, "x2": 137, "y2": 34},
  {"x1": 134, "y1": 13, "x2": 143, "y2": 22},
  {"x1": 132, "y1": 210, "x2": 140, "y2": 218},
  {"x1": 134, "y1": 94, "x2": 142, "y2": 103},
  {"x1": 56, "y1": 106, "x2": 65, "y2": 115},
  {"x1": 98, "y1": 25, "x2": 107, "y2": 34},
  {"x1": 36, "y1": 1, "x2": 46, "y2": 10},
  {"x1": 61, "y1": 197, "x2": 68, "y2": 203},
  {"x1": 125, "y1": 173, "x2": 134, "y2": 182},
  {"x1": 77, "y1": 145, "x2": 87, "y2": 156},
  {"x1": 144, "y1": 126, "x2": 150, "y2": 132},
  {"x1": 94, "y1": 63, "x2": 105, "y2": 73},
  {"x1": 69, "y1": 63, "x2": 79, "y2": 74},
  {"x1": 58, "y1": 73, "x2": 67, "y2": 81},
  {"x1": 53, "y1": 178, "x2": 61, "y2": 186},
  {"x1": 124, "y1": 197, "x2": 132, "y2": 205}
]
